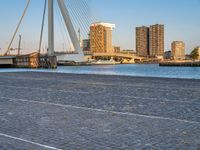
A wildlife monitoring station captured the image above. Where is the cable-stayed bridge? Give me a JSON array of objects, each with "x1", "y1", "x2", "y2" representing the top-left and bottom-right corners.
[
  {"x1": 0, "y1": 0, "x2": 143, "y2": 68},
  {"x1": 0, "y1": 0, "x2": 93, "y2": 67}
]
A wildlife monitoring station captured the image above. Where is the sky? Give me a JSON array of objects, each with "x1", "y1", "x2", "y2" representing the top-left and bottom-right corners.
[{"x1": 0, "y1": 0, "x2": 200, "y2": 54}]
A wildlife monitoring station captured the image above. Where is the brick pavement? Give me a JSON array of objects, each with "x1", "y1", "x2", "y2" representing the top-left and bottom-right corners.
[{"x1": 0, "y1": 72, "x2": 199, "y2": 149}]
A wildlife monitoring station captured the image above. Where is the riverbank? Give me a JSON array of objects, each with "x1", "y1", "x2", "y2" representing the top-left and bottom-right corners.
[
  {"x1": 0, "y1": 72, "x2": 199, "y2": 149},
  {"x1": 160, "y1": 61, "x2": 200, "y2": 67}
]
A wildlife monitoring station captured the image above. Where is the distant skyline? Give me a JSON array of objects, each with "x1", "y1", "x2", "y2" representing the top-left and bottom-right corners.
[{"x1": 0, "y1": 0, "x2": 200, "y2": 54}]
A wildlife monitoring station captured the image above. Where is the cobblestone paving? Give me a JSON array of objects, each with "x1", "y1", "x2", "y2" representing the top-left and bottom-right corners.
[{"x1": 0, "y1": 72, "x2": 200, "y2": 149}]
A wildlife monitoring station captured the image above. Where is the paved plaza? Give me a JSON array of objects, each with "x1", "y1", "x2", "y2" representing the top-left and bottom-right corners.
[{"x1": 0, "y1": 72, "x2": 200, "y2": 149}]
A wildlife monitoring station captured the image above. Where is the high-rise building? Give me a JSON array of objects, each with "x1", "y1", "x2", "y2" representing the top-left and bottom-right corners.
[
  {"x1": 171, "y1": 41, "x2": 185, "y2": 60},
  {"x1": 149, "y1": 24, "x2": 164, "y2": 57},
  {"x1": 90, "y1": 22, "x2": 115, "y2": 53},
  {"x1": 136, "y1": 26, "x2": 149, "y2": 57},
  {"x1": 136, "y1": 24, "x2": 164, "y2": 58}
]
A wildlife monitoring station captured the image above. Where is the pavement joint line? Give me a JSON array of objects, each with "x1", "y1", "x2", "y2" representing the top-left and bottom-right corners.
[
  {"x1": 0, "y1": 85, "x2": 199, "y2": 105},
  {"x1": 51, "y1": 82, "x2": 200, "y2": 92},
  {"x1": 113, "y1": 94, "x2": 200, "y2": 104},
  {"x1": 2, "y1": 96, "x2": 200, "y2": 125},
  {"x1": 0, "y1": 133, "x2": 62, "y2": 150},
  {"x1": 0, "y1": 85, "x2": 90, "y2": 94}
]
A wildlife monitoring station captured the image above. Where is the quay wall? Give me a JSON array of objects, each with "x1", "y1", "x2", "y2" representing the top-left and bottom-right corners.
[{"x1": 159, "y1": 61, "x2": 200, "y2": 67}]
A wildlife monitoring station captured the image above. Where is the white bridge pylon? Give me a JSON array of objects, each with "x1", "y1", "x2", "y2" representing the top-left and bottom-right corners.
[{"x1": 48, "y1": 0, "x2": 85, "y2": 62}]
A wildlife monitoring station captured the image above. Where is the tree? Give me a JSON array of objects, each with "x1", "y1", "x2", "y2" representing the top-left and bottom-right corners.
[{"x1": 190, "y1": 47, "x2": 199, "y2": 60}]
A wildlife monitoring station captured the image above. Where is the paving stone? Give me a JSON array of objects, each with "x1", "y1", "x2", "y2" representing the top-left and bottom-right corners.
[{"x1": 0, "y1": 72, "x2": 199, "y2": 149}]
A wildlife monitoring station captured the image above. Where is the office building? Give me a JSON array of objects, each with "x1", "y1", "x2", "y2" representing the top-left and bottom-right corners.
[
  {"x1": 90, "y1": 22, "x2": 115, "y2": 53},
  {"x1": 171, "y1": 41, "x2": 185, "y2": 60}
]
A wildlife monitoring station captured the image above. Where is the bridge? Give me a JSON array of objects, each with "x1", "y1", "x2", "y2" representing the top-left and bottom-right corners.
[
  {"x1": 89, "y1": 52, "x2": 144, "y2": 63},
  {"x1": 0, "y1": 0, "x2": 145, "y2": 67},
  {"x1": 92, "y1": 53, "x2": 143, "y2": 59},
  {"x1": 0, "y1": 0, "x2": 88, "y2": 67}
]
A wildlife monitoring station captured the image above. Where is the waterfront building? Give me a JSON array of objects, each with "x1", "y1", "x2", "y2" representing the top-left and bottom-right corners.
[
  {"x1": 171, "y1": 41, "x2": 185, "y2": 60},
  {"x1": 149, "y1": 24, "x2": 164, "y2": 57},
  {"x1": 90, "y1": 22, "x2": 115, "y2": 53},
  {"x1": 136, "y1": 26, "x2": 149, "y2": 57},
  {"x1": 136, "y1": 24, "x2": 164, "y2": 58}
]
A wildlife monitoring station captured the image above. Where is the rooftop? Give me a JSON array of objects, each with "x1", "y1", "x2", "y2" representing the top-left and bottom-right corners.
[{"x1": 91, "y1": 22, "x2": 116, "y2": 29}]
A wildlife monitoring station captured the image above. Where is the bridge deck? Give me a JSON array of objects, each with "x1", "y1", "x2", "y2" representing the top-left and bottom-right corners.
[{"x1": 0, "y1": 72, "x2": 200, "y2": 149}]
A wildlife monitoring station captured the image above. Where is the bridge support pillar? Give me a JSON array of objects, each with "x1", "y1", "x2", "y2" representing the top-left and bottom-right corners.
[
  {"x1": 57, "y1": 0, "x2": 84, "y2": 62},
  {"x1": 48, "y1": 0, "x2": 54, "y2": 56},
  {"x1": 47, "y1": 0, "x2": 57, "y2": 68}
]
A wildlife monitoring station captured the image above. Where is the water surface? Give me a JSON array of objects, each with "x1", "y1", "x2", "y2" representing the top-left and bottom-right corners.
[{"x1": 0, "y1": 64, "x2": 200, "y2": 79}]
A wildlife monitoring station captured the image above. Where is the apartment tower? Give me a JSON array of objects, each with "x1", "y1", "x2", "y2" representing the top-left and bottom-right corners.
[
  {"x1": 136, "y1": 26, "x2": 149, "y2": 57},
  {"x1": 149, "y1": 24, "x2": 164, "y2": 57}
]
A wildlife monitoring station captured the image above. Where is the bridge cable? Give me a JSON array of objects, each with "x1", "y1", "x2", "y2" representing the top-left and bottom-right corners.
[
  {"x1": 65, "y1": 0, "x2": 90, "y2": 39},
  {"x1": 55, "y1": 2, "x2": 71, "y2": 52},
  {"x1": 63, "y1": 0, "x2": 85, "y2": 50},
  {"x1": 5, "y1": 0, "x2": 31, "y2": 56},
  {"x1": 72, "y1": 0, "x2": 97, "y2": 38},
  {"x1": 38, "y1": 0, "x2": 47, "y2": 54},
  {"x1": 77, "y1": 0, "x2": 93, "y2": 36},
  {"x1": 65, "y1": 0, "x2": 83, "y2": 34},
  {"x1": 78, "y1": 0, "x2": 96, "y2": 26},
  {"x1": 72, "y1": 0, "x2": 89, "y2": 28},
  {"x1": 73, "y1": 0, "x2": 91, "y2": 38}
]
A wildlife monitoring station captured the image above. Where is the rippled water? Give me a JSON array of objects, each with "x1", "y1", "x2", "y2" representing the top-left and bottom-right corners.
[{"x1": 0, "y1": 64, "x2": 200, "y2": 79}]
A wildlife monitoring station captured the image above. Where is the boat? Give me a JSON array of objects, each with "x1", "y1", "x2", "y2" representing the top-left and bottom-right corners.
[{"x1": 92, "y1": 59, "x2": 121, "y2": 65}]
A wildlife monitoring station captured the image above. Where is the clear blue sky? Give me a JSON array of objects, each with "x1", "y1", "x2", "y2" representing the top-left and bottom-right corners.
[{"x1": 0, "y1": 0, "x2": 200, "y2": 54}]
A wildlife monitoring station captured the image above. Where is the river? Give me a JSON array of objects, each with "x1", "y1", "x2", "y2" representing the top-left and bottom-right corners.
[{"x1": 0, "y1": 64, "x2": 200, "y2": 79}]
